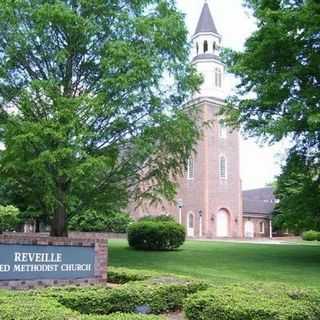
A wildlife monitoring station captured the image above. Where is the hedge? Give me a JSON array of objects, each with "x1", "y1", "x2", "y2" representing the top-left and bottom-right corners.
[
  {"x1": 302, "y1": 230, "x2": 320, "y2": 241},
  {"x1": 108, "y1": 267, "x2": 158, "y2": 284},
  {"x1": 46, "y1": 276, "x2": 207, "y2": 315},
  {"x1": 184, "y1": 284, "x2": 320, "y2": 320},
  {"x1": 0, "y1": 292, "x2": 77, "y2": 320},
  {"x1": 128, "y1": 220, "x2": 186, "y2": 251},
  {"x1": 0, "y1": 291, "x2": 164, "y2": 320},
  {"x1": 80, "y1": 313, "x2": 163, "y2": 320}
]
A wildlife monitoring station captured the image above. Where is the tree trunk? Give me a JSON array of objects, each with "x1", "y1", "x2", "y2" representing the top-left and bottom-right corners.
[
  {"x1": 50, "y1": 178, "x2": 68, "y2": 237},
  {"x1": 35, "y1": 219, "x2": 40, "y2": 233},
  {"x1": 50, "y1": 205, "x2": 68, "y2": 237}
]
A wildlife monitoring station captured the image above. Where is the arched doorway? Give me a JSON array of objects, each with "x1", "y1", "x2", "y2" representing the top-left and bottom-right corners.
[
  {"x1": 245, "y1": 221, "x2": 254, "y2": 238},
  {"x1": 187, "y1": 212, "x2": 195, "y2": 237},
  {"x1": 216, "y1": 209, "x2": 229, "y2": 237}
]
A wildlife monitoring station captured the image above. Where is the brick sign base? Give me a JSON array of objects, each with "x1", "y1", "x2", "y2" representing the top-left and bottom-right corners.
[{"x1": 0, "y1": 232, "x2": 107, "y2": 289}]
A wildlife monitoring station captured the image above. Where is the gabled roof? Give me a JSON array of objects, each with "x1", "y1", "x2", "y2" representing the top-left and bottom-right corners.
[
  {"x1": 242, "y1": 187, "x2": 276, "y2": 216},
  {"x1": 243, "y1": 187, "x2": 276, "y2": 202},
  {"x1": 194, "y1": 2, "x2": 219, "y2": 35},
  {"x1": 243, "y1": 199, "x2": 275, "y2": 215}
]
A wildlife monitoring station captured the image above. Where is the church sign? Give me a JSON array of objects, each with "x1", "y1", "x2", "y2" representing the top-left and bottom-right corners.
[
  {"x1": 0, "y1": 244, "x2": 95, "y2": 281},
  {"x1": 0, "y1": 232, "x2": 108, "y2": 289}
]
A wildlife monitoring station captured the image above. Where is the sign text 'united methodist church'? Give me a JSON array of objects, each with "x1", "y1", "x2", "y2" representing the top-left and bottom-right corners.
[{"x1": 0, "y1": 244, "x2": 95, "y2": 281}]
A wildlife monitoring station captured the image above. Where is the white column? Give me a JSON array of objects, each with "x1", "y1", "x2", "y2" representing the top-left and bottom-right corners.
[
  {"x1": 179, "y1": 207, "x2": 182, "y2": 224},
  {"x1": 199, "y1": 216, "x2": 203, "y2": 238},
  {"x1": 269, "y1": 219, "x2": 273, "y2": 239}
]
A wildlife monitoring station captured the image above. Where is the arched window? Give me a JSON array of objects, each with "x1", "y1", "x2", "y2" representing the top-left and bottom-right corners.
[
  {"x1": 215, "y1": 68, "x2": 222, "y2": 88},
  {"x1": 219, "y1": 155, "x2": 227, "y2": 179},
  {"x1": 259, "y1": 221, "x2": 265, "y2": 234},
  {"x1": 219, "y1": 120, "x2": 227, "y2": 139},
  {"x1": 188, "y1": 213, "x2": 194, "y2": 229},
  {"x1": 203, "y1": 40, "x2": 208, "y2": 53},
  {"x1": 196, "y1": 42, "x2": 199, "y2": 55},
  {"x1": 213, "y1": 41, "x2": 217, "y2": 51},
  {"x1": 185, "y1": 157, "x2": 194, "y2": 180}
]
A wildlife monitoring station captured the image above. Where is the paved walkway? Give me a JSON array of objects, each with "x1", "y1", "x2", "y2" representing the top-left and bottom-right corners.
[
  {"x1": 166, "y1": 312, "x2": 185, "y2": 320},
  {"x1": 193, "y1": 237, "x2": 305, "y2": 245}
]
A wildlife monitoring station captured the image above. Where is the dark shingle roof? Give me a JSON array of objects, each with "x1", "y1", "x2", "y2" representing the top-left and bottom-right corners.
[
  {"x1": 243, "y1": 187, "x2": 276, "y2": 202},
  {"x1": 194, "y1": 2, "x2": 219, "y2": 35},
  {"x1": 243, "y1": 199, "x2": 275, "y2": 215},
  {"x1": 242, "y1": 187, "x2": 276, "y2": 216}
]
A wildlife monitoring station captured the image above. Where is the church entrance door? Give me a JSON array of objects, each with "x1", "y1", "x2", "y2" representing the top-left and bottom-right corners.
[
  {"x1": 216, "y1": 209, "x2": 229, "y2": 237},
  {"x1": 245, "y1": 221, "x2": 254, "y2": 238}
]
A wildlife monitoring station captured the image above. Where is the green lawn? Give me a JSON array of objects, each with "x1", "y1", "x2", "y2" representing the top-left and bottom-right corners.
[{"x1": 109, "y1": 240, "x2": 320, "y2": 288}]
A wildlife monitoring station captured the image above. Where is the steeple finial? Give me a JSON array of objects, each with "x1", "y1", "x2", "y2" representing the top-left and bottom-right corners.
[{"x1": 194, "y1": 1, "x2": 219, "y2": 35}]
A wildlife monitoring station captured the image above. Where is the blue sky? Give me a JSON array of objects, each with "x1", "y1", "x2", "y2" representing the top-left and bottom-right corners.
[{"x1": 176, "y1": 0, "x2": 288, "y2": 190}]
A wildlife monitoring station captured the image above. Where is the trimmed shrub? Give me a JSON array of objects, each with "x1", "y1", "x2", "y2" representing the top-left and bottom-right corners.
[
  {"x1": 0, "y1": 293, "x2": 78, "y2": 320},
  {"x1": 139, "y1": 215, "x2": 175, "y2": 223},
  {"x1": 302, "y1": 230, "x2": 319, "y2": 241},
  {"x1": 69, "y1": 211, "x2": 132, "y2": 233},
  {"x1": 0, "y1": 291, "x2": 163, "y2": 320},
  {"x1": 128, "y1": 220, "x2": 185, "y2": 251},
  {"x1": 47, "y1": 276, "x2": 207, "y2": 315},
  {"x1": 81, "y1": 314, "x2": 163, "y2": 320},
  {"x1": 184, "y1": 284, "x2": 320, "y2": 320},
  {"x1": 108, "y1": 267, "x2": 157, "y2": 284}
]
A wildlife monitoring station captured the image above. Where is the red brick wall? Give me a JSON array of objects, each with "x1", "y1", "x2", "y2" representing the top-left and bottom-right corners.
[{"x1": 130, "y1": 98, "x2": 243, "y2": 239}]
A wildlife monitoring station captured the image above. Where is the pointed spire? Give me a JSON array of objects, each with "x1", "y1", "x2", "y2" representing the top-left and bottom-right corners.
[{"x1": 194, "y1": 1, "x2": 219, "y2": 35}]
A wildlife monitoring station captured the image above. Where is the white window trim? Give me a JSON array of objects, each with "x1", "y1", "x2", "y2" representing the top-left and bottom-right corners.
[
  {"x1": 187, "y1": 157, "x2": 194, "y2": 180},
  {"x1": 188, "y1": 212, "x2": 194, "y2": 229},
  {"x1": 214, "y1": 67, "x2": 222, "y2": 88},
  {"x1": 219, "y1": 120, "x2": 227, "y2": 139},
  {"x1": 219, "y1": 155, "x2": 228, "y2": 180},
  {"x1": 259, "y1": 222, "x2": 265, "y2": 234}
]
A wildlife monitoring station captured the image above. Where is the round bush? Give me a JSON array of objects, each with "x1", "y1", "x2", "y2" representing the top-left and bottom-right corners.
[
  {"x1": 128, "y1": 219, "x2": 186, "y2": 251},
  {"x1": 302, "y1": 230, "x2": 319, "y2": 241}
]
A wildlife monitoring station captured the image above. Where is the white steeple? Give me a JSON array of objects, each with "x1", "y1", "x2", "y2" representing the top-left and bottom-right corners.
[{"x1": 192, "y1": 2, "x2": 225, "y2": 100}]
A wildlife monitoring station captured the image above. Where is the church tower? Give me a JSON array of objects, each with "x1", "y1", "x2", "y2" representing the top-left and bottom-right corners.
[
  {"x1": 175, "y1": 1, "x2": 243, "y2": 238},
  {"x1": 130, "y1": 2, "x2": 243, "y2": 239}
]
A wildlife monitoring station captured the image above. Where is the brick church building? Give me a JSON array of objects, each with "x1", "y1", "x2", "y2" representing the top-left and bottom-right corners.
[{"x1": 131, "y1": 2, "x2": 274, "y2": 239}]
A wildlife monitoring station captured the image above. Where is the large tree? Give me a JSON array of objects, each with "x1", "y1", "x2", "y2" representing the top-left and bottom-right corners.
[
  {"x1": 221, "y1": 0, "x2": 320, "y2": 229},
  {"x1": 273, "y1": 153, "x2": 320, "y2": 233},
  {"x1": 0, "y1": 0, "x2": 201, "y2": 236}
]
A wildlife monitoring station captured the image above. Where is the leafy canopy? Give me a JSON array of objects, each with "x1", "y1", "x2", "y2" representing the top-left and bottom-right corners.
[
  {"x1": 221, "y1": 0, "x2": 320, "y2": 231},
  {"x1": 0, "y1": 0, "x2": 201, "y2": 236},
  {"x1": 0, "y1": 205, "x2": 20, "y2": 233}
]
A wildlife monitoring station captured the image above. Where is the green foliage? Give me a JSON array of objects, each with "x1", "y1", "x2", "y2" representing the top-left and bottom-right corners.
[
  {"x1": 302, "y1": 230, "x2": 320, "y2": 242},
  {"x1": 128, "y1": 220, "x2": 186, "y2": 251},
  {"x1": 108, "y1": 267, "x2": 157, "y2": 284},
  {"x1": 0, "y1": 293, "x2": 78, "y2": 320},
  {"x1": 221, "y1": 0, "x2": 320, "y2": 231},
  {"x1": 45, "y1": 277, "x2": 207, "y2": 315},
  {"x1": 0, "y1": 291, "x2": 163, "y2": 320},
  {"x1": 138, "y1": 215, "x2": 175, "y2": 222},
  {"x1": 80, "y1": 314, "x2": 163, "y2": 320},
  {"x1": 184, "y1": 284, "x2": 320, "y2": 320},
  {"x1": 0, "y1": 205, "x2": 20, "y2": 233},
  {"x1": 274, "y1": 153, "x2": 320, "y2": 233},
  {"x1": 69, "y1": 211, "x2": 133, "y2": 233},
  {"x1": 0, "y1": 0, "x2": 201, "y2": 236}
]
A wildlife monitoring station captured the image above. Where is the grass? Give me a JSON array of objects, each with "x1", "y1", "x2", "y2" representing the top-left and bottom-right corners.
[{"x1": 109, "y1": 240, "x2": 320, "y2": 288}]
